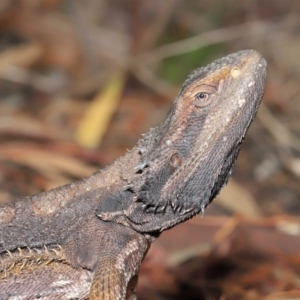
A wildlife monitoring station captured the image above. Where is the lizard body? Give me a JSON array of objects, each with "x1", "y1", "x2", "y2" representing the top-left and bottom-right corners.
[{"x1": 0, "y1": 49, "x2": 266, "y2": 299}]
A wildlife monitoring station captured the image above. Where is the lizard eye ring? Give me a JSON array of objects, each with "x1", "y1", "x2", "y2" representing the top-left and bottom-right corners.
[
  {"x1": 194, "y1": 92, "x2": 212, "y2": 107},
  {"x1": 191, "y1": 84, "x2": 217, "y2": 108}
]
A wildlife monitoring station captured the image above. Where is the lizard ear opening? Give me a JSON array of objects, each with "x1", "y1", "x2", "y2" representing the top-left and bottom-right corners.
[{"x1": 169, "y1": 153, "x2": 182, "y2": 171}]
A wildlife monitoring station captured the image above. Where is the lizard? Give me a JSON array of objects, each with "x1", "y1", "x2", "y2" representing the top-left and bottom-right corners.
[{"x1": 0, "y1": 49, "x2": 266, "y2": 300}]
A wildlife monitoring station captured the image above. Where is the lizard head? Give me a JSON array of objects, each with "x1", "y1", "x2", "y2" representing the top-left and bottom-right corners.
[{"x1": 126, "y1": 49, "x2": 266, "y2": 232}]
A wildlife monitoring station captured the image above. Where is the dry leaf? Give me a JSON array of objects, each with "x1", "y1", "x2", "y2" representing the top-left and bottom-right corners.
[
  {"x1": 216, "y1": 179, "x2": 262, "y2": 217},
  {"x1": 76, "y1": 72, "x2": 125, "y2": 148}
]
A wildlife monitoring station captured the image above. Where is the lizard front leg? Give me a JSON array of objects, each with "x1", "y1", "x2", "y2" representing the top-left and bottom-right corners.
[{"x1": 89, "y1": 230, "x2": 150, "y2": 300}]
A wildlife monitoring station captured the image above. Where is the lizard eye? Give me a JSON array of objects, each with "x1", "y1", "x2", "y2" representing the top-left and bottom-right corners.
[
  {"x1": 191, "y1": 84, "x2": 217, "y2": 108},
  {"x1": 197, "y1": 92, "x2": 208, "y2": 100},
  {"x1": 194, "y1": 92, "x2": 212, "y2": 107}
]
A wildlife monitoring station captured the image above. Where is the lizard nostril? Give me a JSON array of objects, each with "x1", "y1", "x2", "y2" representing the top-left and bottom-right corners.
[{"x1": 231, "y1": 67, "x2": 240, "y2": 77}]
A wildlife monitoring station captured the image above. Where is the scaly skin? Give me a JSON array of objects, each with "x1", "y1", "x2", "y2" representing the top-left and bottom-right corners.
[{"x1": 0, "y1": 50, "x2": 266, "y2": 299}]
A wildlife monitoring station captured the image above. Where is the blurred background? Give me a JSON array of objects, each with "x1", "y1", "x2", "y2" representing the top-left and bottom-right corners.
[{"x1": 1, "y1": 1, "x2": 300, "y2": 299}]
